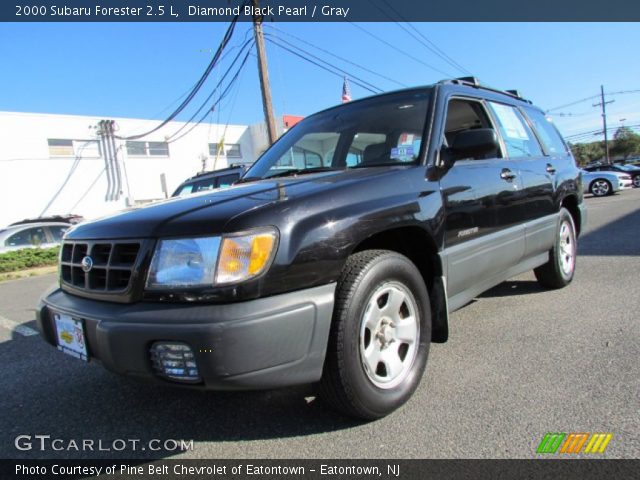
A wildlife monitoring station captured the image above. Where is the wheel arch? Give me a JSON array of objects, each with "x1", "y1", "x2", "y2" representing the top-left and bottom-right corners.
[
  {"x1": 559, "y1": 194, "x2": 582, "y2": 236},
  {"x1": 350, "y1": 226, "x2": 448, "y2": 343}
]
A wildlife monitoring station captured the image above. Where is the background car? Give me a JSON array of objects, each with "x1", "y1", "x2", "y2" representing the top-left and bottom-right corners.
[
  {"x1": 0, "y1": 222, "x2": 71, "y2": 253},
  {"x1": 172, "y1": 165, "x2": 246, "y2": 197},
  {"x1": 581, "y1": 169, "x2": 633, "y2": 197},
  {"x1": 585, "y1": 164, "x2": 640, "y2": 188}
]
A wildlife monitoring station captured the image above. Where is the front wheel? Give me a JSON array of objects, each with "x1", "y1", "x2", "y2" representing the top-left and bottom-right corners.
[
  {"x1": 633, "y1": 176, "x2": 640, "y2": 188},
  {"x1": 319, "y1": 250, "x2": 431, "y2": 420},
  {"x1": 534, "y1": 208, "x2": 577, "y2": 289},
  {"x1": 590, "y1": 179, "x2": 612, "y2": 197}
]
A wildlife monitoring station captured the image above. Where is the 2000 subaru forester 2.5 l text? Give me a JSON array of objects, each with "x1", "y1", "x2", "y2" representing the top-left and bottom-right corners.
[{"x1": 37, "y1": 77, "x2": 586, "y2": 419}]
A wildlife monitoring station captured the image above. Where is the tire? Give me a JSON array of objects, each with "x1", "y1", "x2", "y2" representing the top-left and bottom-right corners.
[
  {"x1": 319, "y1": 250, "x2": 431, "y2": 420},
  {"x1": 590, "y1": 179, "x2": 612, "y2": 197},
  {"x1": 633, "y1": 176, "x2": 640, "y2": 188},
  {"x1": 534, "y1": 208, "x2": 577, "y2": 289}
]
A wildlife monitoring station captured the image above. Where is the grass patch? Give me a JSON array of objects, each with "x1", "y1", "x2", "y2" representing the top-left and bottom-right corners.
[{"x1": 0, "y1": 246, "x2": 60, "y2": 273}]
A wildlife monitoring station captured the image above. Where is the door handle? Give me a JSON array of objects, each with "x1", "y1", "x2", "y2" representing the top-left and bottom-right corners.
[
  {"x1": 546, "y1": 163, "x2": 557, "y2": 174},
  {"x1": 500, "y1": 168, "x2": 517, "y2": 181}
]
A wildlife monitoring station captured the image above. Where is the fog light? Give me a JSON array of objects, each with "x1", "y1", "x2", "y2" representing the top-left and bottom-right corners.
[{"x1": 150, "y1": 342, "x2": 201, "y2": 382}]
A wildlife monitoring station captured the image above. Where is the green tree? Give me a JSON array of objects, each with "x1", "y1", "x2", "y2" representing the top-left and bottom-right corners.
[
  {"x1": 611, "y1": 126, "x2": 640, "y2": 160},
  {"x1": 570, "y1": 141, "x2": 604, "y2": 166}
]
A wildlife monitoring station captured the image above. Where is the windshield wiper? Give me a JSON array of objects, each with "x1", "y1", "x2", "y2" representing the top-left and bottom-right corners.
[
  {"x1": 352, "y1": 162, "x2": 415, "y2": 168},
  {"x1": 265, "y1": 166, "x2": 342, "y2": 179}
]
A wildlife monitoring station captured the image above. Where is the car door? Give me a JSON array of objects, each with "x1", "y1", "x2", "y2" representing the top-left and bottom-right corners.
[
  {"x1": 438, "y1": 97, "x2": 525, "y2": 302},
  {"x1": 486, "y1": 102, "x2": 556, "y2": 260},
  {"x1": 520, "y1": 107, "x2": 576, "y2": 256}
]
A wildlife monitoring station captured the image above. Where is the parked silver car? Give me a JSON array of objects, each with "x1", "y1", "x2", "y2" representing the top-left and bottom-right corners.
[
  {"x1": 0, "y1": 222, "x2": 71, "y2": 253},
  {"x1": 581, "y1": 169, "x2": 633, "y2": 197}
]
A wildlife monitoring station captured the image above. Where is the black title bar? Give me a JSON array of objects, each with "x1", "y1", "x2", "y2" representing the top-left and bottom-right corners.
[
  {"x1": 4, "y1": 0, "x2": 640, "y2": 22},
  {"x1": 2, "y1": 459, "x2": 639, "y2": 480}
]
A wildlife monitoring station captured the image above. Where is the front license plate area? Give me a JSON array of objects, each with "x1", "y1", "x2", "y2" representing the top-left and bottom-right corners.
[{"x1": 53, "y1": 312, "x2": 89, "y2": 362}]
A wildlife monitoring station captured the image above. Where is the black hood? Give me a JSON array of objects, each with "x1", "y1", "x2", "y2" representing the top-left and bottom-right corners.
[{"x1": 66, "y1": 168, "x2": 406, "y2": 240}]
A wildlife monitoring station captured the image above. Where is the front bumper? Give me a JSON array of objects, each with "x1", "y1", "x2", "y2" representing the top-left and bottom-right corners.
[{"x1": 36, "y1": 283, "x2": 336, "y2": 390}]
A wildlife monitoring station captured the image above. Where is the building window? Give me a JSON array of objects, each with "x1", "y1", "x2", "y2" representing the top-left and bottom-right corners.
[
  {"x1": 126, "y1": 141, "x2": 169, "y2": 157},
  {"x1": 48, "y1": 139, "x2": 74, "y2": 156},
  {"x1": 48, "y1": 139, "x2": 101, "y2": 157},
  {"x1": 208, "y1": 143, "x2": 242, "y2": 158}
]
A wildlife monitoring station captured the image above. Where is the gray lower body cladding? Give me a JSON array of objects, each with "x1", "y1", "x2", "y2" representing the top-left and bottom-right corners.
[{"x1": 36, "y1": 283, "x2": 336, "y2": 390}]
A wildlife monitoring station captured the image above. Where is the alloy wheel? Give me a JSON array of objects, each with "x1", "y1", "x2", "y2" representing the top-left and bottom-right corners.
[{"x1": 359, "y1": 282, "x2": 420, "y2": 389}]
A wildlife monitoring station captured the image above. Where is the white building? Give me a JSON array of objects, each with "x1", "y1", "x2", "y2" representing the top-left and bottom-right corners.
[{"x1": 0, "y1": 111, "x2": 275, "y2": 227}]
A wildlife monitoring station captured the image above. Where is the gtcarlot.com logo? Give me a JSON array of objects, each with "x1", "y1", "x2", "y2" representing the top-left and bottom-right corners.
[
  {"x1": 537, "y1": 432, "x2": 613, "y2": 454},
  {"x1": 15, "y1": 435, "x2": 194, "y2": 452}
]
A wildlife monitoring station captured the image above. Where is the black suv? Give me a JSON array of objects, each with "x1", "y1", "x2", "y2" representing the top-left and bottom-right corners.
[{"x1": 37, "y1": 78, "x2": 586, "y2": 419}]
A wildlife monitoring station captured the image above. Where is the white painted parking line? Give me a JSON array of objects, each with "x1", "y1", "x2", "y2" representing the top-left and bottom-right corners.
[{"x1": 0, "y1": 314, "x2": 39, "y2": 337}]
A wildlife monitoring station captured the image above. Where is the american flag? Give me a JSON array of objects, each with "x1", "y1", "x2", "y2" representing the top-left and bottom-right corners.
[{"x1": 341, "y1": 76, "x2": 352, "y2": 103}]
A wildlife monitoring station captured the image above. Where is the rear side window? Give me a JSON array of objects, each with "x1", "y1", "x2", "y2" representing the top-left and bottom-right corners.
[
  {"x1": 523, "y1": 108, "x2": 569, "y2": 156},
  {"x1": 216, "y1": 173, "x2": 240, "y2": 188},
  {"x1": 488, "y1": 102, "x2": 542, "y2": 158},
  {"x1": 48, "y1": 226, "x2": 68, "y2": 242},
  {"x1": 5, "y1": 227, "x2": 46, "y2": 247}
]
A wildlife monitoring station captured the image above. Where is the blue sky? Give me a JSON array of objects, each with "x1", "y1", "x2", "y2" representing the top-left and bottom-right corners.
[{"x1": 1, "y1": 22, "x2": 639, "y2": 142}]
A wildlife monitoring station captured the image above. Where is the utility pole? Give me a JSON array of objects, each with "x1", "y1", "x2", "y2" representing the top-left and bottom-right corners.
[
  {"x1": 593, "y1": 85, "x2": 614, "y2": 164},
  {"x1": 252, "y1": 0, "x2": 278, "y2": 145}
]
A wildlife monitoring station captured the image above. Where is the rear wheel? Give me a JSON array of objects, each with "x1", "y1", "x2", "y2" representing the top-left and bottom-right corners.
[
  {"x1": 590, "y1": 179, "x2": 611, "y2": 197},
  {"x1": 534, "y1": 208, "x2": 577, "y2": 289},
  {"x1": 319, "y1": 250, "x2": 431, "y2": 420}
]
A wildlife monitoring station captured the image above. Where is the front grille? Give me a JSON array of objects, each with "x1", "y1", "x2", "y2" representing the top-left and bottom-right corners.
[{"x1": 60, "y1": 241, "x2": 142, "y2": 294}]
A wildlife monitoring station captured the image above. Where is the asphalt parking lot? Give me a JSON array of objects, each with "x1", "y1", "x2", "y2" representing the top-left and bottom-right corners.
[{"x1": 0, "y1": 190, "x2": 638, "y2": 460}]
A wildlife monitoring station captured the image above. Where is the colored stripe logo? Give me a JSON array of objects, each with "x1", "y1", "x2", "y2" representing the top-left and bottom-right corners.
[{"x1": 537, "y1": 433, "x2": 612, "y2": 454}]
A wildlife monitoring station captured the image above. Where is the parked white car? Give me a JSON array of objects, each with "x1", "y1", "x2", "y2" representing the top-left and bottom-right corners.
[
  {"x1": 0, "y1": 222, "x2": 71, "y2": 253},
  {"x1": 581, "y1": 169, "x2": 633, "y2": 197}
]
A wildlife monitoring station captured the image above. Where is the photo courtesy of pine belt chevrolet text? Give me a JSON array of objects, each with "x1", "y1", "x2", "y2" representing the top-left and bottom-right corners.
[{"x1": 36, "y1": 77, "x2": 586, "y2": 420}]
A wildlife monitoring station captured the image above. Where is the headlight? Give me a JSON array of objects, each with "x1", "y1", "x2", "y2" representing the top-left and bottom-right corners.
[
  {"x1": 146, "y1": 236, "x2": 221, "y2": 289},
  {"x1": 215, "y1": 228, "x2": 278, "y2": 284},
  {"x1": 145, "y1": 228, "x2": 278, "y2": 289}
]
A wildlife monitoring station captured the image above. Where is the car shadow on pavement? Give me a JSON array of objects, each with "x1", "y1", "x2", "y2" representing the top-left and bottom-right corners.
[
  {"x1": 478, "y1": 280, "x2": 544, "y2": 298},
  {"x1": 1, "y1": 331, "x2": 365, "y2": 460},
  {"x1": 579, "y1": 205, "x2": 640, "y2": 256}
]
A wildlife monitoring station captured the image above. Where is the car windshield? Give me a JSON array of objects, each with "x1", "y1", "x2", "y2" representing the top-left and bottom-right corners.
[{"x1": 244, "y1": 89, "x2": 431, "y2": 180}]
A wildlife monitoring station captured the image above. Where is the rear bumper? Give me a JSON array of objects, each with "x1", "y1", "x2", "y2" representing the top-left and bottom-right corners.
[{"x1": 36, "y1": 283, "x2": 336, "y2": 390}]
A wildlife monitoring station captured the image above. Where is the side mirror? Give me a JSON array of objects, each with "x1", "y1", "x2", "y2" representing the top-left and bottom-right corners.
[{"x1": 450, "y1": 129, "x2": 499, "y2": 161}]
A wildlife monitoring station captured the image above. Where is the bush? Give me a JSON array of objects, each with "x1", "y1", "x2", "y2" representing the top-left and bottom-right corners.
[{"x1": 0, "y1": 246, "x2": 60, "y2": 273}]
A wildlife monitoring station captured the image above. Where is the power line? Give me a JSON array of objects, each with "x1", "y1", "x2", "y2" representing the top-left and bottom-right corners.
[
  {"x1": 69, "y1": 167, "x2": 106, "y2": 212},
  {"x1": 164, "y1": 38, "x2": 255, "y2": 142},
  {"x1": 117, "y1": 11, "x2": 243, "y2": 141},
  {"x1": 265, "y1": 37, "x2": 382, "y2": 94},
  {"x1": 565, "y1": 123, "x2": 640, "y2": 141},
  {"x1": 547, "y1": 89, "x2": 640, "y2": 112},
  {"x1": 264, "y1": 24, "x2": 408, "y2": 88},
  {"x1": 348, "y1": 22, "x2": 455, "y2": 79},
  {"x1": 167, "y1": 47, "x2": 254, "y2": 145},
  {"x1": 374, "y1": 0, "x2": 472, "y2": 76},
  {"x1": 264, "y1": 34, "x2": 383, "y2": 93}
]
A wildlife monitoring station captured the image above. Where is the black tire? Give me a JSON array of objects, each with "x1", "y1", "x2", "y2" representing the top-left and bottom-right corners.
[
  {"x1": 534, "y1": 208, "x2": 577, "y2": 289},
  {"x1": 318, "y1": 250, "x2": 431, "y2": 420},
  {"x1": 633, "y1": 175, "x2": 640, "y2": 188},
  {"x1": 590, "y1": 179, "x2": 612, "y2": 197}
]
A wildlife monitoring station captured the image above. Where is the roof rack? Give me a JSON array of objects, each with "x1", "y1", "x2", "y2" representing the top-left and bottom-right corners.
[{"x1": 438, "y1": 77, "x2": 532, "y2": 104}]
